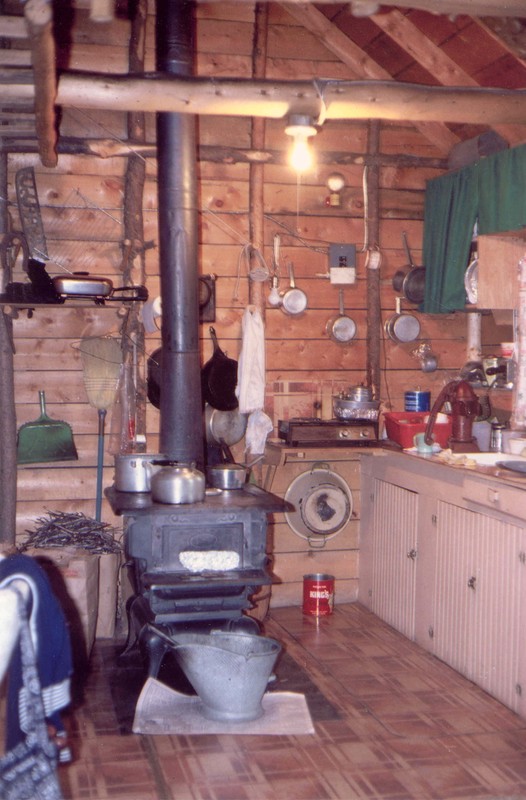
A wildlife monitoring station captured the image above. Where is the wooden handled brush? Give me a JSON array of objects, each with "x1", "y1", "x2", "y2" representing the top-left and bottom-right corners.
[{"x1": 79, "y1": 336, "x2": 122, "y2": 521}]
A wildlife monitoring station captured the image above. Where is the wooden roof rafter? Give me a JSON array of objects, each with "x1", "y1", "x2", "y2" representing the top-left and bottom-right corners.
[
  {"x1": 280, "y1": 1, "x2": 460, "y2": 153},
  {"x1": 369, "y1": 7, "x2": 526, "y2": 144}
]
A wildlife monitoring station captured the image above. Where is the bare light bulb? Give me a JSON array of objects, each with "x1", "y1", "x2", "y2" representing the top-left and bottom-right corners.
[
  {"x1": 290, "y1": 134, "x2": 314, "y2": 172},
  {"x1": 326, "y1": 172, "x2": 345, "y2": 207},
  {"x1": 285, "y1": 115, "x2": 317, "y2": 174}
]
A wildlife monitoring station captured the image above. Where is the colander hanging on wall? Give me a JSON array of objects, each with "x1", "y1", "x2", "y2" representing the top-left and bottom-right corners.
[{"x1": 284, "y1": 462, "x2": 353, "y2": 548}]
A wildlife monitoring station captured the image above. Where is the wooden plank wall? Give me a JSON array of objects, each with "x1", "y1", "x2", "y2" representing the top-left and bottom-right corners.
[{"x1": 6, "y1": 3, "x2": 511, "y2": 544}]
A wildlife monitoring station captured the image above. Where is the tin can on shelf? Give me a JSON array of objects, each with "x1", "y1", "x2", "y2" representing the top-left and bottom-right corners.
[
  {"x1": 404, "y1": 390, "x2": 431, "y2": 412},
  {"x1": 303, "y1": 574, "x2": 335, "y2": 616}
]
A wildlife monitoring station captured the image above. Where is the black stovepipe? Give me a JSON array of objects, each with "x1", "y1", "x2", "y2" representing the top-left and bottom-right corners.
[{"x1": 155, "y1": 0, "x2": 204, "y2": 470}]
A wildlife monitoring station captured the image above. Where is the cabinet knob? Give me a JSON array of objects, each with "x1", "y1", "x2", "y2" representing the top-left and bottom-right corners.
[
  {"x1": 407, "y1": 548, "x2": 417, "y2": 560},
  {"x1": 467, "y1": 576, "x2": 477, "y2": 590}
]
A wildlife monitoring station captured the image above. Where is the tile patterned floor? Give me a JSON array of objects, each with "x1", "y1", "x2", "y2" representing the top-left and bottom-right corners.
[{"x1": 58, "y1": 603, "x2": 526, "y2": 800}]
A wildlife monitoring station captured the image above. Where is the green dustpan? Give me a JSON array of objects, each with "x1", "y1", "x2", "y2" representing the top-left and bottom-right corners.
[{"x1": 17, "y1": 391, "x2": 79, "y2": 464}]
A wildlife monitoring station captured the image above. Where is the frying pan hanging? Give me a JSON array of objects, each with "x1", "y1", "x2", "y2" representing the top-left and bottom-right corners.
[
  {"x1": 201, "y1": 326, "x2": 238, "y2": 411},
  {"x1": 392, "y1": 231, "x2": 426, "y2": 304},
  {"x1": 326, "y1": 288, "x2": 357, "y2": 343}
]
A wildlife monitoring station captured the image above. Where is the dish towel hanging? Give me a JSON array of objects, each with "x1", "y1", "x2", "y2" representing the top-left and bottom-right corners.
[
  {"x1": 236, "y1": 306, "x2": 266, "y2": 414},
  {"x1": 235, "y1": 306, "x2": 273, "y2": 455}
]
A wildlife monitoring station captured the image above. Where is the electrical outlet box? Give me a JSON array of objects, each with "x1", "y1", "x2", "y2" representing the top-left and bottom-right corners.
[{"x1": 329, "y1": 244, "x2": 356, "y2": 284}]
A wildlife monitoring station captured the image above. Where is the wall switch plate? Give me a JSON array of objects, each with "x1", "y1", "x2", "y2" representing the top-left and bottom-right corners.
[
  {"x1": 330, "y1": 266, "x2": 356, "y2": 284},
  {"x1": 329, "y1": 244, "x2": 356, "y2": 284}
]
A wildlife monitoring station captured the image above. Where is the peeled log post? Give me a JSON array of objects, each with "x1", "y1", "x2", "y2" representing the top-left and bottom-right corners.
[
  {"x1": 0, "y1": 154, "x2": 17, "y2": 546},
  {"x1": 24, "y1": 0, "x2": 57, "y2": 168},
  {"x1": 366, "y1": 120, "x2": 381, "y2": 402},
  {"x1": 248, "y1": 3, "x2": 269, "y2": 317},
  {"x1": 119, "y1": 0, "x2": 148, "y2": 453}
]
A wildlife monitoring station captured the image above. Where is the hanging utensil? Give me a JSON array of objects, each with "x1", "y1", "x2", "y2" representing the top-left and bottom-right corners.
[
  {"x1": 79, "y1": 337, "x2": 122, "y2": 520},
  {"x1": 17, "y1": 391, "x2": 78, "y2": 464},
  {"x1": 281, "y1": 261, "x2": 307, "y2": 316},
  {"x1": 204, "y1": 404, "x2": 248, "y2": 446},
  {"x1": 392, "y1": 231, "x2": 426, "y2": 305},
  {"x1": 268, "y1": 234, "x2": 282, "y2": 306},
  {"x1": 326, "y1": 289, "x2": 357, "y2": 343},
  {"x1": 15, "y1": 167, "x2": 49, "y2": 261},
  {"x1": 201, "y1": 326, "x2": 238, "y2": 411},
  {"x1": 385, "y1": 297, "x2": 421, "y2": 343}
]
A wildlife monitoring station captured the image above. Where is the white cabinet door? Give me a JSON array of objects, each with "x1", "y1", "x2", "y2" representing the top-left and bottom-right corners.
[
  {"x1": 369, "y1": 478, "x2": 419, "y2": 640},
  {"x1": 433, "y1": 500, "x2": 525, "y2": 713}
]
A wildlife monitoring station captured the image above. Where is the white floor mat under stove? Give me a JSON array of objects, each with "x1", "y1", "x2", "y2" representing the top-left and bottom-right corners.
[{"x1": 132, "y1": 677, "x2": 315, "y2": 735}]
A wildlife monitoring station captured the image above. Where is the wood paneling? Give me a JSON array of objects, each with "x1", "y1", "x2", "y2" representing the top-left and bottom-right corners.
[{"x1": 5, "y1": 3, "x2": 500, "y2": 547}]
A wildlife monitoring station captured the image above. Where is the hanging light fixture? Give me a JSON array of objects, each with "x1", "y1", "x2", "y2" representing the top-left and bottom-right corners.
[{"x1": 284, "y1": 114, "x2": 317, "y2": 172}]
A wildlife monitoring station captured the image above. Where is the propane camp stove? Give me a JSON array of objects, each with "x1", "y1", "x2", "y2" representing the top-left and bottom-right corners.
[{"x1": 278, "y1": 417, "x2": 380, "y2": 447}]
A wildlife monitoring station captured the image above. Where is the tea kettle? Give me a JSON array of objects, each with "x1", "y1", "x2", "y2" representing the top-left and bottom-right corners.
[{"x1": 424, "y1": 380, "x2": 481, "y2": 452}]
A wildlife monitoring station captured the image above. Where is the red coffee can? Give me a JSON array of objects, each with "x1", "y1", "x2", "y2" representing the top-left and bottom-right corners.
[{"x1": 303, "y1": 573, "x2": 335, "y2": 616}]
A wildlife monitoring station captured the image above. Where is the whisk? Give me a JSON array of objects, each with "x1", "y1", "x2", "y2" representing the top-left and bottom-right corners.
[{"x1": 79, "y1": 336, "x2": 122, "y2": 520}]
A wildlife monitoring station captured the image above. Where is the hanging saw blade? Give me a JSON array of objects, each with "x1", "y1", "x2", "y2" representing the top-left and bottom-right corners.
[{"x1": 15, "y1": 167, "x2": 49, "y2": 261}]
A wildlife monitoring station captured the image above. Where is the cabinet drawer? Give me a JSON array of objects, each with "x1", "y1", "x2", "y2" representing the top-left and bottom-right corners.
[{"x1": 464, "y1": 477, "x2": 526, "y2": 521}]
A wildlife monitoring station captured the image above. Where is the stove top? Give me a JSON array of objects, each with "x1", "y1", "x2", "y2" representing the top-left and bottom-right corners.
[{"x1": 278, "y1": 417, "x2": 380, "y2": 447}]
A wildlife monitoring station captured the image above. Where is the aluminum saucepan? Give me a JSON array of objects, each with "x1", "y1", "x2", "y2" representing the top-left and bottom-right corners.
[
  {"x1": 281, "y1": 262, "x2": 307, "y2": 316},
  {"x1": 385, "y1": 297, "x2": 421, "y2": 344},
  {"x1": 207, "y1": 463, "x2": 248, "y2": 490},
  {"x1": 205, "y1": 404, "x2": 248, "y2": 446},
  {"x1": 114, "y1": 453, "x2": 166, "y2": 493},
  {"x1": 326, "y1": 289, "x2": 357, "y2": 343}
]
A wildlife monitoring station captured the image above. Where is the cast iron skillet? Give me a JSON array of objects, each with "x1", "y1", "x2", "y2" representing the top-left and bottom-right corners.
[
  {"x1": 201, "y1": 327, "x2": 238, "y2": 411},
  {"x1": 147, "y1": 328, "x2": 238, "y2": 411}
]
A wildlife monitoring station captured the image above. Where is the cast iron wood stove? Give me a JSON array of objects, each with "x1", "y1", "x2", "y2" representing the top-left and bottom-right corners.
[
  {"x1": 106, "y1": 0, "x2": 288, "y2": 679},
  {"x1": 107, "y1": 486, "x2": 287, "y2": 677}
]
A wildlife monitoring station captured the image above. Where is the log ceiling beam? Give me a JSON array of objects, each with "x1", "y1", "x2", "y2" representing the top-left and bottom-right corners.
[
  {"x1": 48, "y1": 74, "x2": 526, "y2": 127},
  {"x1": 5, "y1": 71, "x2": 526, "y2": 129},
  {"x1": 0, "y1": 136, "x2": 449, "y2": 169},
  {"x1": 280, "y1": 2, "x2": 459, "y2": 153}
]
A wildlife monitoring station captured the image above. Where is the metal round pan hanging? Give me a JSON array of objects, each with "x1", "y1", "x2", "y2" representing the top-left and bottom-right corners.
[{"x1": 284, "y1": 462, "x2": 353, "y2": 547}]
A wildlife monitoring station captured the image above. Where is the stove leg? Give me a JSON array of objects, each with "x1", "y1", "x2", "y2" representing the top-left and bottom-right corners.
[
  {"x1": 226, "y1": 615, "x2": 261, "y2": 635},
  {"x1": 119, "y1": 595, "x2": 152, "y2": 661},
  {"x1": 138, "y1": 624, "x2": 170, "y2": 678}
]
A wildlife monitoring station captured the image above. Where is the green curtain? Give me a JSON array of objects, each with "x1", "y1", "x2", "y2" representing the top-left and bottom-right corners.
[
  {"x1": 478, "y1": 143, "x2": 526, "y2": 234},
  {"x1": 422, "y1": 164, "x2": 478, "y2": 313},
  {"x1": 421, "y1": 142, "x2": 526, "y2": 314}
]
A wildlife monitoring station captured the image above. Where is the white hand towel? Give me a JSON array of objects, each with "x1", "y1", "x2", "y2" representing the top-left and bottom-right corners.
[
  {"x1": 236, "y1": 306, "x2": 266, "y2": 414},
  {"x1": 245, "y1": 409, "x2": 274, "y2": 455}
]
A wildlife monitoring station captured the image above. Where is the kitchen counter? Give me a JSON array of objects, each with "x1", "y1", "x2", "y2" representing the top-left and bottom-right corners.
[
  {"x1": 358, "y1": 446, "x2": 526, "y2": 720},
  {"x1": 370, "y1": 446, "x2": 526, "y2": 499},
  {"x1": 267, "y1": 439, "x2": 526, "y2": 492}
]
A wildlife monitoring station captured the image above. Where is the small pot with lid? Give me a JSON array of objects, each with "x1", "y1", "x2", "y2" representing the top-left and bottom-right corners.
[
  {"x1": 332, "y1": 385, "x2": 379, "y2": 421},
  {"x1": 150, "y1": 460, "x2": 206, "y2": 505},
  {"x1": 114, "y1": 453, "x2": 165, "y2": 493}
]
